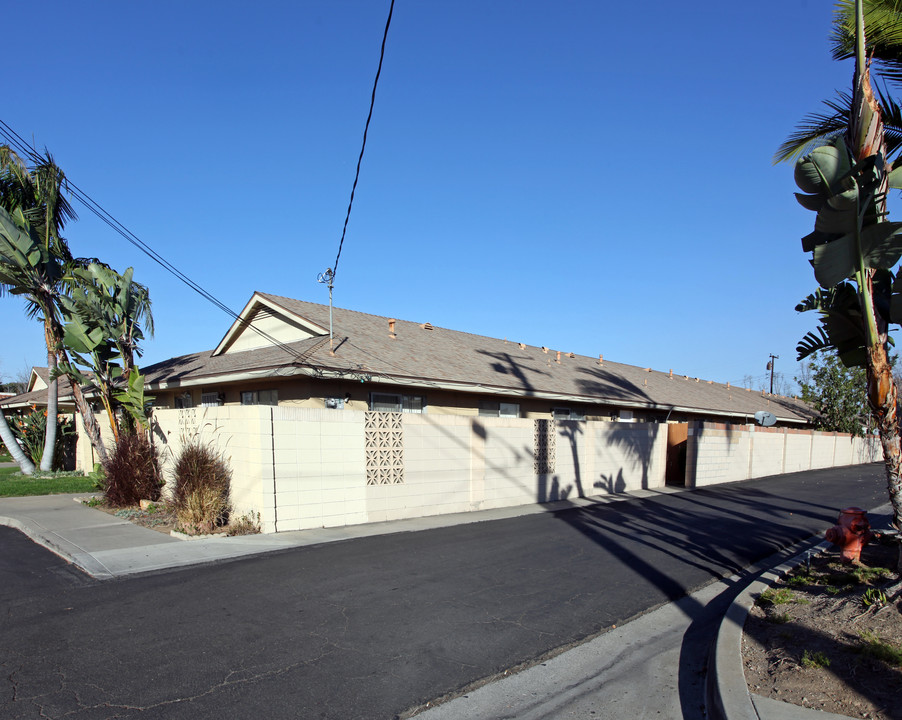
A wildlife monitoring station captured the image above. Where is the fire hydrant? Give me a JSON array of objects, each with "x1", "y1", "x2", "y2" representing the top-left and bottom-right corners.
[{"x1": 825, "y1": 507, "x2": 874, "y2": 563}]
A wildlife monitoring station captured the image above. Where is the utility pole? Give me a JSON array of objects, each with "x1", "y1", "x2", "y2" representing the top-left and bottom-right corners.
[{"x1": 767, "y1": 354, "x2": 779, "y2": 394}]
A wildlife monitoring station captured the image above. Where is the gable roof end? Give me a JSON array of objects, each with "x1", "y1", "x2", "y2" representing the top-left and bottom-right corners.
[{"x1": 213, "y1": 291, "x2": 329, "y2": 356}]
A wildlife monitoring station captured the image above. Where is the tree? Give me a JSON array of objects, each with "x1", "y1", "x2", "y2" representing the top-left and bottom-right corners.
[
  {"x1": 797, "y1": 351, "x2": 871, "y2": 436},
  {"x1": 0, "y1": 202, "x2": 108, "y2": 466},
  {"x1": 57, "y1": 263, "x2": 154, "y2": 438},
  {"x1": 791, "y1": 0, "x2": 902, "y2": 528},
  {"x1": 0, "y1": 146, "x2": 74, "y2": 471},
  {"x1": 776, "y1": 0, "x2": 902, "y2": 163},
  {"x1": 0, "y1": 409, "x2": 35, "y2": 474}
]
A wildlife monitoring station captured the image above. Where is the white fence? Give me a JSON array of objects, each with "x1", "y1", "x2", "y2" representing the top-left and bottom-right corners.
[{"x1": 75, "y1": 409, "x2": 880, "y2": 534}]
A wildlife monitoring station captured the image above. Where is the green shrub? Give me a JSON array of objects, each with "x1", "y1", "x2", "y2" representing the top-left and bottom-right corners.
[
  {"x1": 6, "y1": 408, "x2": 76, "y2": 469},
  {"x1": 103, "y1": 432, "x2": 162, "y2": 507},
  {"x1": 172, "y1": 440, "x2": 231, "y2": 533}
]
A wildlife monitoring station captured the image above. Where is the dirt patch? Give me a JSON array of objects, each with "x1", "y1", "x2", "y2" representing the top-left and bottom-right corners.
[
  {"x1": 743, "y1": 541, "x2": 902, "y2": 719},
  {"x1": 91, "y1": 501, "x2": 181, "y2": 535}
]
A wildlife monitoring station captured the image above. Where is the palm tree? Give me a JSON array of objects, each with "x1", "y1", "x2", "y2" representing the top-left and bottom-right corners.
[
  {"x1": 776, "y1": 0, "x2": 902, "y2": 164},
  {"x1": 0, "y1": 204, "x2": 64, "y2": 474},
  {"x1": 0, "y1": 146, "x2": 75, "y2": 471},
  {"x1": 0, "y1": 410, "x2": 35, "y2": 475},
  {"x1": 0, "y1": 154, "x2": 110, "y2": 465}
]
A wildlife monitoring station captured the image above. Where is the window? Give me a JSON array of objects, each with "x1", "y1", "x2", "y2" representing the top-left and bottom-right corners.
[
  {"x1": 479, "y1": 400, "x2": 520, "y2": 418},
  {"x1": 369, "y1": 392, "x2": 425, "y2": 413},
  {"x1": 553, "y1": 407, "x2": 585, "y2": 421},
  {"x1": 201, "y1": 392, "x2": 223, "y2": 407},
  {"x1": 241, "y1": 389, "x2": 279, "y2": 406},
  {"x1": 175, "y1": 393, "x2": 193, "y2": 409}
]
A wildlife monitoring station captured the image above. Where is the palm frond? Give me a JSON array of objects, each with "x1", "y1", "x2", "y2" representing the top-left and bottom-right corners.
[{"x1": 773, "y1": 93, "x2": 850, "y2": 164}]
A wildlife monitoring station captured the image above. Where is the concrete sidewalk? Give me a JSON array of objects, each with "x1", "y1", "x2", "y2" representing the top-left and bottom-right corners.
[
  {"x1": 0, "y1": 488, "x2": 690, "y2": 580},
  {"x1": 0, "y1": 488, "x2": 885, "y2": 720}
]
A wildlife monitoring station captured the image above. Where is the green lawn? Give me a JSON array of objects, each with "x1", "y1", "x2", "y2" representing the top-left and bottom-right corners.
[{"x1": 0, "y1": 467, "x2": 95, "y2": 497}]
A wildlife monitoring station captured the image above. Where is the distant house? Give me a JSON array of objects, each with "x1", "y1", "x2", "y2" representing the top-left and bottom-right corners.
[
  {"x1": 0, "y1": 367, "x2": 79, "y2": 414},
  {"x1": 141, "y1": 291, "x2": 815, "y2": 427}
]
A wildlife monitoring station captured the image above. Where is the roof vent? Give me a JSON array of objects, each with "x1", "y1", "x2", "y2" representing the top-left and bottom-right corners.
[
  {"x1": 669, "y1": 369, "x2": 673, "y2": 378},
  {"x1": 518, "y1": 342, "x2": 526, "y2": 349},
  {"x1": 420, "y1": 322, "x2": 433, "y2": 331},
  {"x1": 388, "y1": 319, "x2": 397, "y2": 338},
  {"x1": 645, "y1": 367, "x2": 651, "y2": 372},
  {"x1": 567, "y1": 352, "x2": 575, "y2": 359},
  {"x1": 598, "y1": 354, "x2": 603, "y2": 364},
  {"x1": 542, "y1": 346, "x2": 549, "y2": 354},
  {"x1": 555, "y1": 351, "x2": 561, "y2": 363}
]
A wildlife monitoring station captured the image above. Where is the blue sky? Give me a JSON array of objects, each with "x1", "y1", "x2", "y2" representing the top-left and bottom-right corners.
[{"x1": 0, "y1": 1, "x2": 868, "y2": 393}]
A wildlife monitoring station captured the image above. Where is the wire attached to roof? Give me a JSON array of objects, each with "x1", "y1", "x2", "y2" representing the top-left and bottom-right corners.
[{"x1": 329, "y1": 0, "x2": 395, "y2": 284}]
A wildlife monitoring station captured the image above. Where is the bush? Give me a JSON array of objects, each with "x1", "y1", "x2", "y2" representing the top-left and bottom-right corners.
[
  {"x1": 104, "y1": 432, "x2": 162, "y2": 507},
  {"x1": 7, "y1": 408, "x2": 76, "y2": 469},
  {"x1": 172, "y1": 440, "x2": 231, "y2": 532},
  {"x1": 176, "y1": 487, "x2": 229, "y2": 535}
]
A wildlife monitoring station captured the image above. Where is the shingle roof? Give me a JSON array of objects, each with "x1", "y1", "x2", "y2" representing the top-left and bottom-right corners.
[
  {"x1": 0, "y1": 373, "x2": 78, "y2": 409},
  {"x1": 139, "y1": 292, "x2": 815, "y2": 424}
]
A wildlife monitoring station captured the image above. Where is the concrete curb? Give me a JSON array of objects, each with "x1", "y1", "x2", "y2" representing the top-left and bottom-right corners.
[
  {"x1": 709, "y1": 537, "x2": 872, "y2": 720},
  {"x1": 0, "y1": 513, "x2": 115, "y2": 580}
]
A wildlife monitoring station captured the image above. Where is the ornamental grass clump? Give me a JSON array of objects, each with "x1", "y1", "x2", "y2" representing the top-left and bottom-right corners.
[
  {"x1": 103, "y1": 432, "x2": 162, "y2": 507},
  {"x1": 172, "y1": 440, "x2": 231, "y2": 534}
]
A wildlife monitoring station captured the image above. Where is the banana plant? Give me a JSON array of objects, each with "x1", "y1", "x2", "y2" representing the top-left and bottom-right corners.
[
  {"x1": 114, "y1": 368, "x2": 154, "y2": 431},
  {"x1": 794, "y1": 0, "x2": 902, "y2": 528},
  {"x1": 57, "y1": 262, "x2": 153, "y2": 438}
]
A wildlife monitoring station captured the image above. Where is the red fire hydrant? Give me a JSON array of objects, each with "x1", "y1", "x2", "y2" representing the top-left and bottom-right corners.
[{"x1": 825, "y1": 507, "x2": 874, "y2": 563}]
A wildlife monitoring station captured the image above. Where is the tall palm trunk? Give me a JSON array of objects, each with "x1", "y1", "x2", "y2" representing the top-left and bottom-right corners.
[
  {"x1": 0, "y1": 409, "x2": 35, "y2": 475},
  {"x1": 851, "y1": 0, "x2": 902, "y2": 528},
  {"x1": 40, "y1": 320, "x2": 59, "y2": 471}
]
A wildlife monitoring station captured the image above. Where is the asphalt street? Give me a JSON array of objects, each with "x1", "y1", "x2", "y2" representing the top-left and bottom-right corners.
[{"x1": 0, "y1": 464, "x2": 890, "y2": 720}]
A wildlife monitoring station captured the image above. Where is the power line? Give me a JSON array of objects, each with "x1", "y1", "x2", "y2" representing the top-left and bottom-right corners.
[
  {"x1": 330, "y1": 0, "x2": 395, "y2": 283},
  {"x1": 0, "y1": 121, "x2": 317, "y2": 366}
]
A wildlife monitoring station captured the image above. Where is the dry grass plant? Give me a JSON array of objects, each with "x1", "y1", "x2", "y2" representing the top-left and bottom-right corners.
[
  {"x1": 175, "y1": 487, "x2": 228, "y2": 535},
  {"x1": 172, "y1": 439, "x2": 232, "y2": 534},
  {"x1": 103, "y1": 432, "x2": 162, "y2": 507}
]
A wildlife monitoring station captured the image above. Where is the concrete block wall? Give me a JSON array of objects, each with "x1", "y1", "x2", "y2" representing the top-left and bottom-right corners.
[
  {"x1": 686, "y1": 423, "x2": 753, "y2": 488},
  {"x1": 74, "y1": 408, "x2": 881, "y2": 534},
  {"x1": 783, "y1": 430, "x2": 814, "y2": 474},
  {"x1": 373, "y1": 413, "x2": 473, "y2": 522},
  {"x1": 152, "y1": 406, "x2": 273, "y2": 530},
  {"x1": 592, "y1": 421, "x2": 667, "y2": 493},
  {"x1": 748, "y1": 427, "x2": 784, "y2": 479},
  {"x1": 481, "y1": 419, "x2": 539, "y2": 508},
  {"x1": 810, "y1": 433, "x2": 837, "y2": 470},
  {"x1": 852, "y1": 436, "x2": 881, "y2": 464},
  {"x1": 688, "y1": 422, "x2": 877, "y2": 489}
]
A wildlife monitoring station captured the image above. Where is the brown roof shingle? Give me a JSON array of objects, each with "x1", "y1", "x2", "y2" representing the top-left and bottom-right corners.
[{"x1": 139, "y1": 292, "x2": 814, "y2": 424}]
